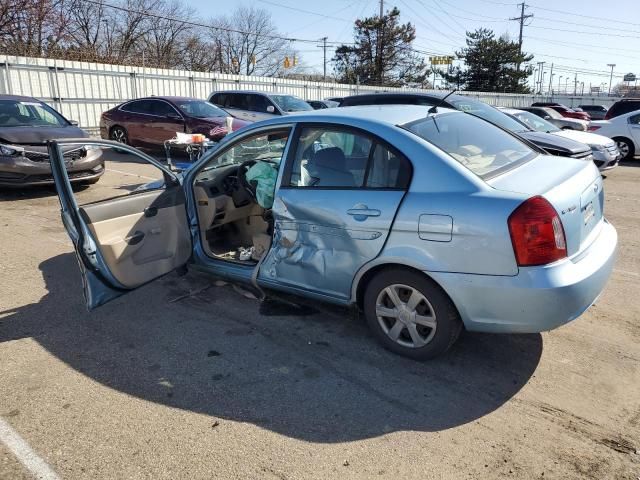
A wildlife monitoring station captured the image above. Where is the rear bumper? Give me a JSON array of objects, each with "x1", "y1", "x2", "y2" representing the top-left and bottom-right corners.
[
  {"x1": 0, "y1": 150, "x2": 104, "y2": 187},
  {"x1": 430, "y1": 220, "x2": 617, "y2": 333}
]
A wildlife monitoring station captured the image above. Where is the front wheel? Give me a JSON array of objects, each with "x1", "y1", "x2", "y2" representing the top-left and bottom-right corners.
[
  {"x1": 363, "y1": 268, "x2": 462, "y2": 360},
  {"x1": 615, "y1": 137, "x2": 635, "y2": 161}
]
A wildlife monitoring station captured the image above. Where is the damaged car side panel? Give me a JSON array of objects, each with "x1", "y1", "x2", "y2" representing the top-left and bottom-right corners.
[{"x1": 259, "y1": 189, "x2": 406, "y2": 300}]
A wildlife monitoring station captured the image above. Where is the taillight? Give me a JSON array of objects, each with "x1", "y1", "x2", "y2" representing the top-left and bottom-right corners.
[
  {"x1": 588, "y1": 125, "x2": 601, "y2": 132},
  {"x1": 508, "y1": 196, "x2": 567, "y2": 267}
]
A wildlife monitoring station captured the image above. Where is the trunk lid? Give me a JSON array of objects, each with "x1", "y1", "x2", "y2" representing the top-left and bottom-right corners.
[{"x1": 488, "y1": 154, "x2": 603, "y2": 257}]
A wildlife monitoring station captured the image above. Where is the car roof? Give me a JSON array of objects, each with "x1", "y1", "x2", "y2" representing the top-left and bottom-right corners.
[
  {"x1": 259, "y1": 104, "x2": 459, "y2": 127},
  {"x1": 133, "y1": 96, "x2": 202, "y2": 103},
  {"x1": 0, "y1": 94, "x2": 42, "y2": 102},
  {"x1": 210, "y1": 90, "x2": 297, "y2": 97}
]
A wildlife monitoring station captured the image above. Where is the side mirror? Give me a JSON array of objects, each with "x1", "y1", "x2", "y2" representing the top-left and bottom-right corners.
[
  {"x1": 266, "y1": 105, "x2": 275, "y2": 114},
  {"x1": 544, "y1": 116, "x2": 551, "y2": 120},
  {"x1": 69, "y1": 119, "x2": 79, "y2": 126}
]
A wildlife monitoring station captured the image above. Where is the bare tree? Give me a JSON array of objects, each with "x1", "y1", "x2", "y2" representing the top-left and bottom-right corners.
[
  {"x1": 141, "y1": 0, "x2": 194, "y2": 68},
  {"x1": 209, "y1": 6, "x2": 296, "y2": 77}
]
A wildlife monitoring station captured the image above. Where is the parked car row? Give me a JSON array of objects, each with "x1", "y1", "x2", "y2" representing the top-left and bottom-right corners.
[{"x1": 3, "y1": 89, "x2": 639, "y2": 190}]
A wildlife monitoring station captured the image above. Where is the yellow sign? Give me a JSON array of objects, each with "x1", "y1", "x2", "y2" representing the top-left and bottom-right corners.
[{"x1": 429, "y1": 56, "x2": 455, "y2": 65}]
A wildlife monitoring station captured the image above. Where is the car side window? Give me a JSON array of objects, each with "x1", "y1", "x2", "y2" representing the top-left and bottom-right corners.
[
  {"x1": 121, "y1": 100, "x2": 152, "y2": 114},
  {"x1": 629, "y1": 114, "x2": 640, "y2": 125},
  {"x1": 149, "y1": 100, "x2": 178, "y2": 117},
  {"x1": 249, "y1": 95, "x2": 276, "y2": 113},
  {"x1": 287, "y1": 127, "x2": 409, "y2": 190},
  {"x1": 366, "y1": 144, "x2": 412, "y2": 189},
  {"x1": 227, "y1": 94, "x2": 249, "y2": 110}
]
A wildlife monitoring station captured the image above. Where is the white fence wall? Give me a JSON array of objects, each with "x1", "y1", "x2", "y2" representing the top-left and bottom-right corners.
[{"x1": 0, "y1": 55, "x2": 622, "y2": 134}]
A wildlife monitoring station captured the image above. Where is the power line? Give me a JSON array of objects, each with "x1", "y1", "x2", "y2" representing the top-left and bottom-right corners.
[
  {"x1": 525, "y1": 3, "x2": 640, "y2": 28},
  {"x1": 81, "y1": 0, "x2": 326, "y2": 44},
  {"x1": 257, "y1": 0, "x2": 352, "y2": 22}
]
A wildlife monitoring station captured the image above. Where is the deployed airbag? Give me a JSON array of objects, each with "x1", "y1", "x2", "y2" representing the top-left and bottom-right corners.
[{"x1": 246, "y1": 161, "x2": 278, "y2": 209}]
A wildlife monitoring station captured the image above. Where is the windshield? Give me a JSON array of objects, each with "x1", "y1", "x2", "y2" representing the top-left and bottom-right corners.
[
  {"x1": 0, "y1": 100, "x2": 68, "y2": 127},
  {"x1": 175, "y1": 100, "x2": 226, "y2": 118},
  {"x1": 270, "y1": 95, "x2": 313, "y2": 112},
  {"x1": 512, "y1": 111, "x2": 560, "y2": 133},
  {"x1": 449, "y1": 98, "x2": 530, "y2": 133},
  {"x1": 540, "y1": 107, "x2": 562, "y2": 119},
  {"x1": 403, "y1": 112, "x2": 536, "y2": 178}
]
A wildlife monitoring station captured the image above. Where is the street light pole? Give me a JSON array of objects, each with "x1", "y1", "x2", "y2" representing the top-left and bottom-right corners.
[{"x1": 607, "y1": 63, "x2": 616, "y2": 96}]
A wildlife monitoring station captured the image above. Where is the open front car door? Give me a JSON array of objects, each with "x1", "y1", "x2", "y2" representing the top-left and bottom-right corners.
[{"x1": 48, "y1": 139, "x2": 192, "y2": 309}]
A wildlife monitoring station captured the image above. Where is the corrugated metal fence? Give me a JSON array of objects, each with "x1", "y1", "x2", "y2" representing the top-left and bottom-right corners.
[{"x1": 0, "y1": 55, "x2": 622, "y2": 135}]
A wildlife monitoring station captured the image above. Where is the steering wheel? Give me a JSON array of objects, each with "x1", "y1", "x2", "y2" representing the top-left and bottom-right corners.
[{"x1": 237, "y1": 159, "x2": 258, "y2": 202}]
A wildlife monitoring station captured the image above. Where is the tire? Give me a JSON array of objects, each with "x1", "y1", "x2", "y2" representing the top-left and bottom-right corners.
[
  {"x1": 109, "y1": 126, "x2": 128, "y2": 145},
  {"x1": 363, "y1": 268, "x2": 462, "y2": 360},
  {"x1": 614, "y1": 137, "x2": 634, "y2": 161}
]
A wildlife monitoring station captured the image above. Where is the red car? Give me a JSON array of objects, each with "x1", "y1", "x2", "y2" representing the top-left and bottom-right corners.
[
  {"x1": 99, "y1": 96, "x2": 249, "y2": 149},
  {"x1": 531, "y1": 102, "x2": 590, "y2": 121}
]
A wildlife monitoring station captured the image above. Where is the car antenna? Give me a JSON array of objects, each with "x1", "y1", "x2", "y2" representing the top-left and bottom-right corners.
[{"x1": 428, "y1": 89, "x2": 457, "y2": 114}]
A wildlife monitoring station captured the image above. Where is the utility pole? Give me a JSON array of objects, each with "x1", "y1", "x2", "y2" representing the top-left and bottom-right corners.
[
  {"x1": 536, "y1": 61, "x2": 545, "y2": 93},
  {"x1": 377, "y1": 0, "x2": 384, "y2": 85},
  {"x1": 318, "y1": 37, "x2": 328, "y2": 80},
  {"x1": 573, "y1": 73, "x2": 577, "y2": 96},
  {"x1": 510, "y1": 3, "x2": 533, "y2": 71},
  {"x1": 607, "y1": 63, "x2": 616, "y2": 96},
  {"x1": 547, "y1": 63, "x2": 554, "y2": 95}
]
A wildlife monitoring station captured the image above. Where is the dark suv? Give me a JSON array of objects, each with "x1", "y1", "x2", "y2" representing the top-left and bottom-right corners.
[{"x1": 604, "y1": 98, "x2": 640, "y2": 120}]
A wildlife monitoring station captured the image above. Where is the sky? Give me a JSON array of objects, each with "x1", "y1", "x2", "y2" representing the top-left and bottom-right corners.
[{"x1": 184, "y1": 0, "x2": 639, "y2": 93}]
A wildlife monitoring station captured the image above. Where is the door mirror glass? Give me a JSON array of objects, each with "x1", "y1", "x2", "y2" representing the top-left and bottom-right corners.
[
  {"x1": 266, "y1": 105, "x2": 275, "y2": 114},
  {"x1": 68, "y1": 119, "x2": 79, "y2": 126}
]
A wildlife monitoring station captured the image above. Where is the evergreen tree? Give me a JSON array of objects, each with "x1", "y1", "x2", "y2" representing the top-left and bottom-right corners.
[
  {"x1": 442, "y1": 29, "x2": 533, "y2": 93},
  {"x1": 332, "y1": 7, "x2": 429, "y2": 87}
]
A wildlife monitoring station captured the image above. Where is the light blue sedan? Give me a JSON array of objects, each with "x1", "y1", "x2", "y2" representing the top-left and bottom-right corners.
[{"x1": 48, "y1": 106, "x2": 617, "y2": 359}]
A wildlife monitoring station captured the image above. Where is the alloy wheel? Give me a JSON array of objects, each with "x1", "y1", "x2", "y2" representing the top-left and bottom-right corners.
[
  {"x1": 616, "y1": 140, "x2": 630, "y2": 158},
  {"x1": 375, "y1": 284, "x2": 437, "y2": 348},
  {"x1": 111, "y1": 127, "x2": 127, "y2": 144}
]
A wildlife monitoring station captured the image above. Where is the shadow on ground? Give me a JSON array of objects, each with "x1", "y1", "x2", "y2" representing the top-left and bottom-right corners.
[{"x1": 0, "y1": 253, "x2": 543, "y2": 443}]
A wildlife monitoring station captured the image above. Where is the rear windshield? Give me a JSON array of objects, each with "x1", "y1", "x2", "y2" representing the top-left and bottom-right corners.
[
  {"x1": 403, "y1": 112, "x2": 536, "y2": 178},
  {"x1": 0, "y1": 100, "x2": 68, "y2": 127},
  {"x1": 448, "y1": 98, "x2": 530, "y2": 133},
  {"x1": 270, "y1": 95, "x2": 313, "y2": 112}
]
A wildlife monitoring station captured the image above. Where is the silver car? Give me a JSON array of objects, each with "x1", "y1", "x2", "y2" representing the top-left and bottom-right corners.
[
  {"x1": 522, "y1": 106, "x2": 588, "y2": 131},
  {"x1": 209, "y1": 90, "x2": 313, "y2": 122},
  {"x1": 501, "y1": 108, "x2": 620, "y2": 171},
  {"x1": 47, "y1": 106, "x2": 617, "y2": 360}
]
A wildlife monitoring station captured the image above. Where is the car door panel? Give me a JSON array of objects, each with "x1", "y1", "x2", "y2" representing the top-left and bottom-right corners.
[
  {"x1": 80, "y1": 188, "x2": 191, "y2": 288},
  {"x1": 48, "y1": 139, "x2": 192, "y2": 309},
  {"x1": 259, "y1": 188, "x2": 405, "y2": 299}
]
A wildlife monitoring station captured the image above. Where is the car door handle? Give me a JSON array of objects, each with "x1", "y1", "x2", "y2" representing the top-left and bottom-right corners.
[
  {"x1": 144, "y1": 206, "x2": 158, "y2": 217},
  {"x1": 126, "y1": 231, "x2": 145, "y2": 245},
  {"x1": 347, "y1": 207, "x2": 381, "y2": 217}
]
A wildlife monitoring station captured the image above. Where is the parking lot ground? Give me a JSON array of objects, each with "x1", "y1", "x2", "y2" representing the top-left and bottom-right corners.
[{"x1": 0, "y1": 159, "x2": 639, "y2": 479}]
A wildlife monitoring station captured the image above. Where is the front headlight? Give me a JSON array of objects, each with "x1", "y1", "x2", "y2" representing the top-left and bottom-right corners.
[{"x1": 0, "y1": 144, "x2": 24, "y2": 156}]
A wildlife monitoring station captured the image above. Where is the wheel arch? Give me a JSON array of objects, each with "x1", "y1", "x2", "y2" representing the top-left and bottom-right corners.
[
  {"x1": 612, "y1": 135, "x2": 636, "y2": 157},
  {"x1": 352, "y1": 261, "x2": 453, "y2": 312}
]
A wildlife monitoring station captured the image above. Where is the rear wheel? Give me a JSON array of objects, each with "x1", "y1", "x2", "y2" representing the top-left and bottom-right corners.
[
  {"x1": 614, "y1": 137, "x2": 634, "y2": 161},
  {"x1": 363, "y1": 268, "x2": 462, "y2": 360},
  {"x1": 109, "y1": 126, "x2": 128, "y2": 145}
]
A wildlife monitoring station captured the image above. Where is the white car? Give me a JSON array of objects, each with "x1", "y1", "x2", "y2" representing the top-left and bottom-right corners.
[
  {"x1": 588, "y1": 110, "x2": 640, "y2": 161},
  {"x1": 500, "y1": 108, "x2": 620, "y2": 171}
]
